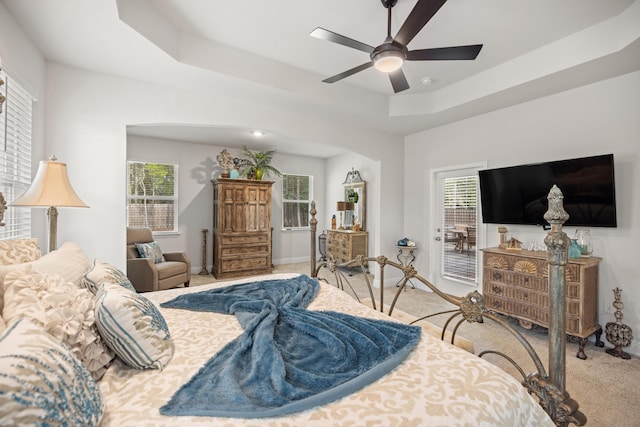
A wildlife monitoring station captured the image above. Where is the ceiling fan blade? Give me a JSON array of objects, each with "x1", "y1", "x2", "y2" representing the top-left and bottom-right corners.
[
  {"x1": 406, "y1": 44, "x2": 483, "y2": 61},
  {"x1": 388, "y1": 69, "x2": 410, "y2": 93},
  {"x1": 310, "y1": 28, "x2": 374, "y2": 54},
  {"x1": 322, "y1": 62, "x2": 373, "y2": 84},
  {"x1": 394, "y1": 0, "x2": 447, "y2": 47}
]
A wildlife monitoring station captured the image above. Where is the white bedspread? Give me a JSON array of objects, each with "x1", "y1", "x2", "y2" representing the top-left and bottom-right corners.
[{"x1": 98, "y1": 274, "x2": 554, "y2": 426}]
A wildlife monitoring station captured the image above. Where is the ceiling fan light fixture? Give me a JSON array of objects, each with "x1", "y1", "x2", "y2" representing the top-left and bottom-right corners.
[{"x1": 373, "y1": 51, "x2": 404, "y2": 73}]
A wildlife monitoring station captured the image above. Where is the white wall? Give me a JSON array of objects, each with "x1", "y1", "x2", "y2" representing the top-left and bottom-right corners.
[
  {"x1": 404, "y1": 70, "x2": 640, "y2": 355},
  {"x1": 2, "y1": 0, "x2": 404, "y2": 279},
  {"x1": 39, "y1": 62, "x2": 403, "y2": 276},
  {"x1": 128, "y1": 135, "x2": 328, "y2": 270}
]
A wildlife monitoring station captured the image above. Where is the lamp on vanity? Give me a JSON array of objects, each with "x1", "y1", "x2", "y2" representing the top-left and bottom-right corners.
[
  {"x1": 336, "y1": 201, "x2": 346, "y2": 230},
  {"x1": 336, "y1": 201, "x2": 356, "y2": 230},
  {"x1": 11, "y1": 155, "x2": 88, "y2": 253}
]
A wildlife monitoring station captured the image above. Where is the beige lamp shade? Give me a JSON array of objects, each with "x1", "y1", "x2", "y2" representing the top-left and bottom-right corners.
[
  {"x1": 11, "y1": 157, "x2": 88, "y2": 208},
  {"x1": 11, "y1": 156, "x2": 88, "y2": 253}
]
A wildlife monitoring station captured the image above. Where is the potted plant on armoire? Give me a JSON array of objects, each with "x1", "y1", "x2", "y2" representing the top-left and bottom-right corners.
[{"x1": 237, "y1": 145, "x2": 282, "y2": 180}]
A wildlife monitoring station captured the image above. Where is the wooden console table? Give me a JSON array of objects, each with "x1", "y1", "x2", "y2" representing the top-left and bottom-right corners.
[{"x1": 481, "y1": 247, "x2": 604, "y2": 359}]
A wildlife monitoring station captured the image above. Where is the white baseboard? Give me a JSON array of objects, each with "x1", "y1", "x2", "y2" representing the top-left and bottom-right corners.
[{"x1": 272, "y1": 256, "x2": 310, "y2": 265}]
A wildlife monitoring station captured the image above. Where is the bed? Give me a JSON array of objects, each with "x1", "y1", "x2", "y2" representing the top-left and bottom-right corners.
[{"x1": 0, "y1": 186, "x2": 583, "y2": 426}]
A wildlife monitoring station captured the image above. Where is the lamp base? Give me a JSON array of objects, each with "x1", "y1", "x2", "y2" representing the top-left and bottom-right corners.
[{"x1": 46, "y1": 206, "x2": 58, "y2": 253}]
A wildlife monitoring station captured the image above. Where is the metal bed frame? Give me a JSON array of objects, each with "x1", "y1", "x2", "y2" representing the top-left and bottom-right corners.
[{"x1": 309, "y1": 185, "x2": 585, "y2": 427}]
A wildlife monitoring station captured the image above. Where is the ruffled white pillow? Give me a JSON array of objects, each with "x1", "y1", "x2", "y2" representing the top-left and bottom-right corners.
[{"x1": 2, "y1": 266, "x2": 115, "y2": 380}]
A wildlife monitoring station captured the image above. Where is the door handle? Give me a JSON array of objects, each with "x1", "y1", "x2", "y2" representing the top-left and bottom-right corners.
[{"x1": 435, "y1": 236, "x2": 441, "y2": 241}]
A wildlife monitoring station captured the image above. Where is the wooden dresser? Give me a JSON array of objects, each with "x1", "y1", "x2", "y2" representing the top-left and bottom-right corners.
[
  {"x1": 481, "y1": 247, "x2": 603, "y2": 359},
  {"x1": 211, "y1": 178, "x2": 273, "y2": 279},
  {"x1": 326, "y1": 230, "x2": 368, "y2": 264}
]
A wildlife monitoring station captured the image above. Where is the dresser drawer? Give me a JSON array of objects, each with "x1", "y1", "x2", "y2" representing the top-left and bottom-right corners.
[
  {"x1": 485, "y1": 269, "x2": 548, "y2": 292},
  {"x1": 484, "y1": 253, "x2": 581, "y2": 281},
  {"x1": 484, "y1": 295, "x2": 548, "y2": 326},
  {"x1": 221, "y1": 245, "x2": 268, "y2": 257},
  {"x1": 221, "y1": 232, "x2": 269, "y2": 245},
  {"x1": 221, "y1": 256, "x2": 269, "y2": 272}
]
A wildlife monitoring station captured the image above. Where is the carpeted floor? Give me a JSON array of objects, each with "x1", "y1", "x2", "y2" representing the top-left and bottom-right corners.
[{"x1": 191, "y1": 263, "x2": 640, "y2": 427}]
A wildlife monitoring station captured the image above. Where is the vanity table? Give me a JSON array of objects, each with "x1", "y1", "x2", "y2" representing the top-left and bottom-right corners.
[{"x1": 326, "y1": 230, "x2": 368, "y2": 265}]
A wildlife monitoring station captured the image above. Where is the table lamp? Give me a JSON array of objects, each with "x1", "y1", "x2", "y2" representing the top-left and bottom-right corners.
[
  {"x1": 336, "y1": 201, "x2": 346, "y2": 229},
  {"x1": 345, "y1": 202, "x2": 355, "y2": 229},
  {"x1": 11, "y1": 155, "x2": 88, "y2": 253}
]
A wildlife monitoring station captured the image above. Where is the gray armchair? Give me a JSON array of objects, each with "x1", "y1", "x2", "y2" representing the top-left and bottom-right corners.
[{"x1": 126, "y1": 227, "x2": 191, "y2": 292}]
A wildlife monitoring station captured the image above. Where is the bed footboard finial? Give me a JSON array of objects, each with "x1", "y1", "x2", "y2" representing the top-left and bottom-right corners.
[
  {"x1": 542, "y1": 185, "x2": 586, "y2": 426},
  {"x1": 310, "y1": 201, "x2": 317, "y2": 277}
]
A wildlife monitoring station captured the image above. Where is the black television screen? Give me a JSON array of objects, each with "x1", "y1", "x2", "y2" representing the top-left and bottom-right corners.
[{"x1": 479, "y1": 154, "x2": 617, "y2": 227}]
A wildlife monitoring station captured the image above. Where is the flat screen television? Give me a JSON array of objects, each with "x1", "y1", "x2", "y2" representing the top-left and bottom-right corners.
[{"x1": 479, "y1": 154, "x2": 617, "y2": 227}]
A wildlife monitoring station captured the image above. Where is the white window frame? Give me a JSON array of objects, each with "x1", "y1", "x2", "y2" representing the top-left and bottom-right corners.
[
  {"x1": 281, "y1": 173, "x2": 313, "y2": 230},
  {"x1": 126, "y1": 161, "x2": 178, "y2": 234},
  {"x1": 0, "y1": 69, "x2": 33, "y2": 240}
]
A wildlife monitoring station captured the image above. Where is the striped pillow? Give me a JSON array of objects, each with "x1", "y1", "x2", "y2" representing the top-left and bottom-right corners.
[
  {"x1": 94, "y1": 283, "x2": 173, "y2": 370},
  {"x1": 0, "y1": 318, "x2": 104, "y2": 427}
]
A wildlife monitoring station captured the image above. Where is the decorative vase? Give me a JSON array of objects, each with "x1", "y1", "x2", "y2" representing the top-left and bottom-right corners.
[
  {"x1": 568, "y1": 239, "x2": 582, "y2": 258},
  {"x1": 229, "y1": 168, "x2": 239, "y2": 179},
  {"x1": 255, "y1": 167, "x2": 264, "y2": 180},
  {"x1": 575, "y1": 229, "x2": 592, "y2": 257}
]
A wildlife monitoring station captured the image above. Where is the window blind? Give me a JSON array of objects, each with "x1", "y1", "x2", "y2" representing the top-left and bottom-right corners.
[
  {"x1": 440, "y1": 174, "x2": 478, "y2": 283},
  {"x1": 0, "y1": 70, "x2": 33, "y2": 239}
]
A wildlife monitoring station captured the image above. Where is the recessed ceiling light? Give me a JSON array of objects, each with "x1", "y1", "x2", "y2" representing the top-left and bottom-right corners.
[
  {"x1": 421, "y1": 77, "x2": 435, "y2": 86},
  {"x1": 251, "y1": 130, "x2": 265, "y2": 137}
]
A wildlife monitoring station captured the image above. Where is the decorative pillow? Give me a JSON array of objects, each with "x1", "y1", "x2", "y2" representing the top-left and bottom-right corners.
[
  {"x1": 0, "y1": 238, "x2": 41, "y2": 265},
  {"x1": 0, "y1": 262, "x2": 35, "y2": 316},
  {"x1": 82, "y1": 259, "x2": 137, "y2": 295},
  {"x1": 0, "y1": 318, "x2": 104, "y2": 426},
  {"x1": 95, "y1": 283, "x2": 173, "y2": 370},
  {"x1": 135, "y1": 241, "x2": 165, "y2": 264},
  {"x1": 2, "y1": 267, "x2": 115, "y2": 380},
  {"x1": 31, "y1": 241, "x2": 92, "y2": 287},
  {"x1": 0, "y1": 315, "x2": 5, "y2": 335}
]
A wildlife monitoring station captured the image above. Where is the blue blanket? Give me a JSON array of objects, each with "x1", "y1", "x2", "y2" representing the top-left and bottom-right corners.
[{"x1": 159, "y1": 275, "x2": 421, "y2": 418}]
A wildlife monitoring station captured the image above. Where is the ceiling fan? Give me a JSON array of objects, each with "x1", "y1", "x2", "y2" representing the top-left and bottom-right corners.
[{"x1": 310, "y1": 0, "x2": 482, "y2": 93}]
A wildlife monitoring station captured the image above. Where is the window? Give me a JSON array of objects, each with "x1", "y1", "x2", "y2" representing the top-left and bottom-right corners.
[
  {"x1": 0, "y1": 70, "x2": 34, "y2": 240},
  {"x1": 282, "y1": 174, "x2": 313, "y2": 229},
  {"x1": 127, "y1": 161, "x2": 178, "y2": 232}
]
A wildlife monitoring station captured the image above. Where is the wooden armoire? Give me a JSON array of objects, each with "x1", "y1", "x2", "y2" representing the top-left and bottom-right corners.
[{"x1": 211, "y1": 178, "x2": 273, "y2": 279}]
